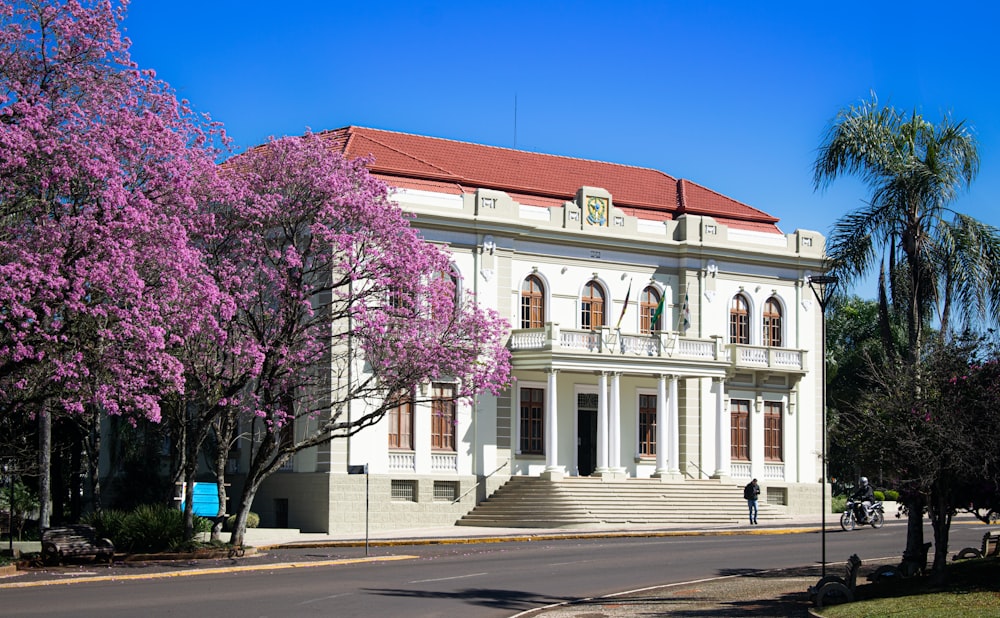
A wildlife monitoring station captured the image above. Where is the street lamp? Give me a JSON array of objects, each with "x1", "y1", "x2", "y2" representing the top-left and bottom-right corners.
[{"x1": 808, "y1": 274, "x2": 838, "y2": 579}]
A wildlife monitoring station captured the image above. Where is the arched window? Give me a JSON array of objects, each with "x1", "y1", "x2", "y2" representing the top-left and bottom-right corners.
[
  {"x1": 520, "y1": 275, "x2": 545, "y2": 329},
  {"x1": 729, "y1": 294, "x2": 750, "y2": 344},
  {"x1": 763, "y1": 297, "x2": 782, "y2": 347},
  {"x1": 640, "y1": 286, "x2": 661, "y2": 334},
  {"x1": 581, "y1": 281, "x2": 605, "y2": 330}
]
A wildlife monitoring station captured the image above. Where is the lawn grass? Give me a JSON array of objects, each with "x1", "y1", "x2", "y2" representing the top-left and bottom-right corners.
[{"x1": 822, "y1": 557, "x2": 1000, "y2": 617}]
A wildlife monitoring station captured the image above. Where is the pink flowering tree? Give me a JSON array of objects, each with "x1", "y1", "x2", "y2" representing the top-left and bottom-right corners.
[
  {"x1": 212, "y1": 134, "x2": 510, "y2": 546},
  {"x1": 0, "y1": 1, "x2": 224, "y2": 522}
]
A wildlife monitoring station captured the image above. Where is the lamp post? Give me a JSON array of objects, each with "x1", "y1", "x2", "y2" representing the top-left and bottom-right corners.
[
  {"x1": 2, "y1": 457, "x2": 12, "y2": 554},
  {"x1": 808, "y1": 274, "x2": 838, "y2": 579}
]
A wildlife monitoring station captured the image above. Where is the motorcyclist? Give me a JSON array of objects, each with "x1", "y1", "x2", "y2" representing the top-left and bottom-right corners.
[{"x1": 851, "y1": 477, "x2": 876, "y2": 522}]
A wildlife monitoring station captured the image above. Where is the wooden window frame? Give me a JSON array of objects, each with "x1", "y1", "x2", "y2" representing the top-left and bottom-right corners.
[
  {"x1": 731, "y1": 399, "x2": 750, "y2": 461},
  {"x1": 764, "y1": 401, "x2": 783, "y2": 462},
  {"x1": 640, "y1": 287, "x2": 660, "y2": 334},
  {"x1": 729, "y1": 295, "x2": 750, "y2": 344},
  {"x1": 581, "y1": 281, "x2": 605, "y2": 331},
  {"x1": 763, "y1": 297, "x2": 782, "y2": 347},
  {"x1": 431, "y1": 383, "x2": 456, "y2": 452},
  {"x1": 519, "y1": 387, "x2": 544, "y2": 455},
  {"x1": 387, "y1": 390, "x2": 414, "y2": 450},
  {"x1": 521, "y1": 275, "x2": 545, "y2": 329},
  {"x1": 638, "y1": 393, "x2": 657, "y2": 456}
]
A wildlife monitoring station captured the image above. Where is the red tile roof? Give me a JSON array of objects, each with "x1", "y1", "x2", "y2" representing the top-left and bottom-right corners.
[{"x1": 319, "y1": 127, "x2": 781, "y2": 233}]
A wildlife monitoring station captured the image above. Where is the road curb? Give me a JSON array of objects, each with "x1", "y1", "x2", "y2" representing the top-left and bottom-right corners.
[{"x1": 256, "y1": 525, "x2": 822, "y2": 551}]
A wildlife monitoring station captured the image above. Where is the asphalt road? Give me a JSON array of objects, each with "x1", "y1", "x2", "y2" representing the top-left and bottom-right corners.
[{"x1": 1, "y1": 519, "x2": 991, "y2": 617}]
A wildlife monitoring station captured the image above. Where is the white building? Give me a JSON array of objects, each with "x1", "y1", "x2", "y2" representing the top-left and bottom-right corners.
[{"x1": 248, "y1": 127, "x2": 830, "y2": 533}]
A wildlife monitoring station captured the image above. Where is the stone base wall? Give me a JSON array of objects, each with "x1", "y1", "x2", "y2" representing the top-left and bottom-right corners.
[{"x1": 326, "y1": 474, "x2": 479, "y2": 534}]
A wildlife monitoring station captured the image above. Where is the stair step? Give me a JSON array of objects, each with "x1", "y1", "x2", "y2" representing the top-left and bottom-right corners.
[{"x1": 458, "y1": 477, "x2": 785, "y2": 528}]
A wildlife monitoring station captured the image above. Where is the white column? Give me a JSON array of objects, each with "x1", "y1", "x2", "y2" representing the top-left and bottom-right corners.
[
  {"x1": 596, "y1": 372, "x2": 609, "y2": 474},
  {"x1": 668, "y1": 375, "x2": 680, "y2": 475},
  {"x1": 543, "y1": 369, "x2": 563, "y2": 477},
  {"x1": 713, "y1": 377, "x2": 730, "y2": 478},
  {"x1": 654, "y1": 374, "x2": 668, "y2": 475},
  {"x1": 610, "y1": 372, "x2": 623, "y2": 472}
]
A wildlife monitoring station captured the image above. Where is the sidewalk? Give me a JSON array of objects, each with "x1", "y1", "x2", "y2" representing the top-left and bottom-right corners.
[{"x1": 1, "y1": 514, "x2": 845, "y2": 616}]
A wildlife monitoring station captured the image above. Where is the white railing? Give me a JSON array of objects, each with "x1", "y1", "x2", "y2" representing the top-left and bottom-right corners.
[
  {"x1": 620, "y1": 334, "x2": 659, "y2": 356},
  {"x1": 506, "y1": 326, "x2": 806, "y2": 374},
  {"x1": 729, "y1": 345, "x2": 805, "y2": 372},
  {"x1": 676, "y1": 338, "x2": 715, "y2": 358},
  {"x1": 388, "y1": 452, "x2": 415, "y2": 472},
  {"x1": 509, "y1": 329, "x2": 546, "y2": 349},
  {"x1": 731, "y1": 462, "x2": 751, "y2": 479},
  {"x1": 560, "y1": 329, "x2": 602, "y2": 352},
  {"x1": 763, "y1": 463, "x2": 785, "y2": 481},
  {"x1": 431, "y1": 452, "x2": 458, "y2": 473}
]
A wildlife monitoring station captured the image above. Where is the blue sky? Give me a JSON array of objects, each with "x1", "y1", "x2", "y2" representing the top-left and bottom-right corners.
[{"x1": 123, "y1": 1, "x2": 1000, "y2": 299}]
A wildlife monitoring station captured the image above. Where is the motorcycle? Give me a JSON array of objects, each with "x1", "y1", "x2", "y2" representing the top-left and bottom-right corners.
[{"x1": 840, "y1": 499, "x2": 884, "y2": 531}]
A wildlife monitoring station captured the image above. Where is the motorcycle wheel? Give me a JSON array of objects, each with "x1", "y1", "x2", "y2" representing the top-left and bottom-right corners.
[
  {"x1": 840, "y1": 511, "x2": 855, "y2": 531},
  {"x1": 870, "y1": 511, "x2": 885, "y2": 529}
]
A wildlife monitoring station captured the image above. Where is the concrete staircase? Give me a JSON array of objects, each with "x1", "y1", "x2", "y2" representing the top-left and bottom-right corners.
[{"x1": 457, "y1": 476, "x2": 786, "y2": 528}]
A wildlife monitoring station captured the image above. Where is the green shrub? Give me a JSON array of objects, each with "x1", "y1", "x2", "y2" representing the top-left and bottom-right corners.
[
  {"x1": 831, "y1": 495, "x2": 847, "y2": 513},
  {"x1": 884, "y1": 489, "x2": 900, "y2": 501},
  {"x1": 874, "y1": 490, "x2": 885, "y2": 501},
  {"x1": 224, "y1": 512, "x2": 260, "y2": 531},
  {"x1": 86, "y1": 504, "x2": 199, "y2": 553},
  {"x1": 83, "y1": 508, "x2": 128, "y2": 542}
]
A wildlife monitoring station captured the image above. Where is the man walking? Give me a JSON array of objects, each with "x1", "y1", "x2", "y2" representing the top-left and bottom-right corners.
[{"x1": 744, "y1": 478, "x2": 760, "y2": 525}]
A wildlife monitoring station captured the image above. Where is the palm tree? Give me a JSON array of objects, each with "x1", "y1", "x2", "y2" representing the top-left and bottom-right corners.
[
  {"x1": 814, "y1": 95, "x2": 1000, "y2": 361},
  {"x1": 814, "y1": 94, "x2": 1000, "y2": 573}
]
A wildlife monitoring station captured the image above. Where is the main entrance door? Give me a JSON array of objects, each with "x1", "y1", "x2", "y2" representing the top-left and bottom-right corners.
[{"x1": 577, "y1": 393, "x2": 598, "y2": 476}]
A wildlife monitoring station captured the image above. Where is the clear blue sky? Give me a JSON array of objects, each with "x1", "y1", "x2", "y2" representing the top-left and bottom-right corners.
[{"x1": 124, "y1": 1, "x2": 1000, "y2": 299}]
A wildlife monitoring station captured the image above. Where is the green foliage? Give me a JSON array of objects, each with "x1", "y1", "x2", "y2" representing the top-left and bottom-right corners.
[
  {"x1": 884, "y1": 489, "x2": 899, "y2": 501},
  {"x1": 873, "y1": 490, "x2": 885, "y2": 501},
  {"x1": 224, "y1": 512, "x2": 259, "y2": 531},
  {"x1": 84, "y1": 504, "x2": 211, "y2": 553},
  {"x1": 831, "y1": 495, "x2": 847, "y2": 513}
]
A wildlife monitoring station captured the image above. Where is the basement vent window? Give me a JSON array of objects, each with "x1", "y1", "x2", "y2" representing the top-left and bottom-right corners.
[
  {"x1": 434, "y1": 481, "x2": 459, "y2": 502},
  {"x1": 766, "y1": 487, "x2": 788, "y2": 506},
  {"x1": 391, "y1": 479, "x2": 416, "y2": 502}
]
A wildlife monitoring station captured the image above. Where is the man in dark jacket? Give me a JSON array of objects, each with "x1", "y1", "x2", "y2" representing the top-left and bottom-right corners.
[{"x1": 744, "y1": 478, "x2": 760, "y2": 525}]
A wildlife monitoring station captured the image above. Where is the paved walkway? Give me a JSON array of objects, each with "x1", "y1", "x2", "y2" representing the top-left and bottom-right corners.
[{"x1": 1, "y1": 514, "x2": 854, "y2": 616}]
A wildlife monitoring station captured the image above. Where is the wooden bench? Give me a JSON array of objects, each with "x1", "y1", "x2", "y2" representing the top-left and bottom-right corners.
[
  {"x1": 810, "y1": 554, "x2": 862, "y2": 608},
  {"x1": 41, "y1": 525, "x2": 115, "y2": 565},
  {"x1": 954, "y1": 531, "x2": 1000, "y2": 560},
  {"x1": 869, "y1": 541, "x2": 932, "y2": 582}
]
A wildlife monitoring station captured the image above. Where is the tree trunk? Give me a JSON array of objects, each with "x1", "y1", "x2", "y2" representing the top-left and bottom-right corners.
[
  {"x1": 929, "y1": 483, "x2": 952, "y2": 583},
  {"x1": 38, "y1": 404, "x2": 51, "y2": 532},
  {"x1": 902, "y1": 494, "x2": 925, "y2": 568}
]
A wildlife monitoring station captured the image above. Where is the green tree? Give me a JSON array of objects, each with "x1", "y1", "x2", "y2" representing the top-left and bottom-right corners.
[
  {"x1": 814, "y1": 95, "x2": 1000, "y2": 567},
  {"x1": 850, "y1": 336, "x2": 1000, "y2": 579}
]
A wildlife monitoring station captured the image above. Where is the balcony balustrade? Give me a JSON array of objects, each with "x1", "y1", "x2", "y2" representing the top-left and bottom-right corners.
[{"x1": 509, "y1": 324, "x2": 806, "y2": 373}]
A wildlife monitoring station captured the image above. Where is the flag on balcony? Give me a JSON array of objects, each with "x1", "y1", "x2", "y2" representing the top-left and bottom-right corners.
[
  {"x1": 615, "y1": 278, "x2": 632, "y2": 330},
  {"x1": 678, "y1": 284, "x2": 691, "y2": 332},
  {"x1": 650, "y1": 287, "x2": 666, "y2": 330}
]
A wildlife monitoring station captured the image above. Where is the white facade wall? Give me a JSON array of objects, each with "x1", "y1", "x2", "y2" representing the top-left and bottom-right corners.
[{"x1": 246, "y1": 181, "x2": 829, "y2": 533}]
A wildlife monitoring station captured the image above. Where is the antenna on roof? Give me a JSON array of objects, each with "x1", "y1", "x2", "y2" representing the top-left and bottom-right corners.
[{"x1": 514, "y1": 94, "x2": 518, "y2": 149}]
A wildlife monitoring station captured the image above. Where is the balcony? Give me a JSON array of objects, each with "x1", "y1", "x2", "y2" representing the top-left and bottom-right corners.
[{"x1": 508, "y1": 324, "x2": 806, "y2": 375}]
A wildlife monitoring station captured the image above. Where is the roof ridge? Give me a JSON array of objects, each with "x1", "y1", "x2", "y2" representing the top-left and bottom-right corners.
[
  {"x1": 355, "y1": 126, "x2": 679, "y2": 180},
  {"x1": 351, "y1": 129, "x2": 460, "y2": 180},
  {"x1": 677, "y1": 178, "x2": 778, "y2": 223}
]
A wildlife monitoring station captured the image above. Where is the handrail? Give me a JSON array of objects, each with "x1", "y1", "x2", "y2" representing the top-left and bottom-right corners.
[
  {"x1": 453, "y1": 459, "x2": 509, "y2": 503},
  {"x1": 686, "y1": 460, "x2": 708, "y2": 479}
]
